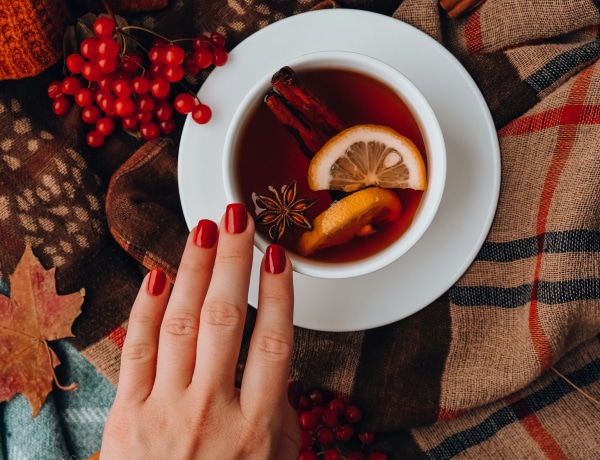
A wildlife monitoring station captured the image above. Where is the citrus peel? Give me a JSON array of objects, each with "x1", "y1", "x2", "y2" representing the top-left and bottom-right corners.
[
  {"x1": 307, "y1": 124, "x2": 427, "y2": 193},
  {"x1": 297, "y1": 187, "x2": 401, "y2": 256}
]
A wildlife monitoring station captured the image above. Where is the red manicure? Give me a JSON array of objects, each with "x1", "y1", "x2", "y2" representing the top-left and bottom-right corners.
[
  {"x1": 147, "y1": 269, "x2": 167, "y2": 296},
  {"x1": 225, "y1": 203, "x2": 247, "y2": 234},
  {"x1": 265, "y1": 244, "x2": 286, "y2": 274},
  {"x1": 194, "y1": 219, "x2": 218, "y2": 248}
]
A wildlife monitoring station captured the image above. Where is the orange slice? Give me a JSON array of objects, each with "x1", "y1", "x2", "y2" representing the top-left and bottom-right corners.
[
  {"x1": 308, "y1": 124, "x2": 427, "y2": 193},
  {"x1": 297, "y1": 187, "x2": 401, "y2": 256}
]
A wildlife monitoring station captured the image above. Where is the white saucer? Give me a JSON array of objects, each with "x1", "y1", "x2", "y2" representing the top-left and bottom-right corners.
[{"x1": 178, "y1": 9, "x2": 501, "y2": 332}]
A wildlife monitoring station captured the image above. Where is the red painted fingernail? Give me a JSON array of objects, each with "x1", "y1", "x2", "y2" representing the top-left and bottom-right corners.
[
  {"x1": 194, "y1": 219, "x2": 218, "y2": 248},
  {"x1": 147, "y1": 269, "x2": 167, "y2": 296},
  {"x1": 265, "y1": 244, "x2": 286, "y2": 274},
  {"x1": 225, "y1": 203, "x2": 247, "y2": 234}
]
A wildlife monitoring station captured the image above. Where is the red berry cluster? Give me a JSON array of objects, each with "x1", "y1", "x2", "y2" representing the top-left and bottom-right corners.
[
  {"x1": 297, "y1": 388, "x2": 388, "y2": 460},
  {"x1": 47, "y1": 15, "x2": 228, "y2": 148}
]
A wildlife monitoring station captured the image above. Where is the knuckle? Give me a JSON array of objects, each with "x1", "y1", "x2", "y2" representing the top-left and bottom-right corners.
[
  {"x1": 129, "y1": 308, "x2": 158, "y2": 327},
  {"x1": 202, "y1": 300, "x2": 244, "y2": 329},
  {"x1": 253, "y1": 330, "x2": 293, "y2": 361},
  {"x1": 178, "y1": 257, "x2": 212, "y2": 278},
  {"x1": 260, "y1": 291, "x2": 291, "y2": 308},
  {"x1": 122, "y1": 342, "x2": 156, "y2": 363},
  {"x1": 218, "y1": 249, "x2": 247, "y2": 268},
  {"x1": 161, "y1": 311, "x2": 200, "y2": 337}
]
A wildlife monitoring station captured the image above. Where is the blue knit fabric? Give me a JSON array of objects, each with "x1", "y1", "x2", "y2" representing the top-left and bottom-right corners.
[{"x1": 0, "y1": 333, "x2": 115, "y2": 460}]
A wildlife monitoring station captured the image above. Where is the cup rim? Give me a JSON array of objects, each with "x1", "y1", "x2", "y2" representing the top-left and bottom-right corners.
[{"x1": 223, "y1": 50, "x2": 446, "y2": 279}]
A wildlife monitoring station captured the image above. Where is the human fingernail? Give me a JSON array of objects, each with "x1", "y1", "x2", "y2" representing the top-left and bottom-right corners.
[
  {"x1": 225, "y1": 203, "x2": 247, "y2": 234},
  {"x1": 147, "y1": 269, "x2": 167, "y2": 296},
  {"x1": 265, "y1": 244, "x2": 286, "y2": 274},
  {"x1": 194, "y1": 219, "x2": 218, "y2": 248},
  {"x1": 287, "y1": 380, "x2": 303, "y2": 410}
]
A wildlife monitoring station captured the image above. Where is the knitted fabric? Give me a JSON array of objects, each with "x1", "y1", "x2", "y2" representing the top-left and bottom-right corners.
[{"x1": 0, "y1": 0, "x2": 70, "y2": 80}]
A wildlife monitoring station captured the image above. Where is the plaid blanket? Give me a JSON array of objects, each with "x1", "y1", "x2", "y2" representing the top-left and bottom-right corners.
[{"x1": 1, "y1": 0, "x2": 599, "y2": 458}]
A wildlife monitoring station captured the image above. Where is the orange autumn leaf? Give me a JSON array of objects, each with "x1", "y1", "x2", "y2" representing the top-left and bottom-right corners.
[{"x1": 0, "y1": 245, "x2": 85, "y2": 417}]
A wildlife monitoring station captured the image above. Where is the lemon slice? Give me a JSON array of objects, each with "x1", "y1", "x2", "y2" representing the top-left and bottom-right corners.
[
  {"x1": 308, "y1": 124, "x2": 427, "y2": 193},
  {"x1": 297, "y1": 187, "x2": 401, "y2": 256}
]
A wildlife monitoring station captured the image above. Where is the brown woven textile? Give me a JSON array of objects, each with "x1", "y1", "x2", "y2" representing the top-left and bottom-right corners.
[
  {"x1": 0, "y1": 0, "x2": 70, "y2": 80},
  {"x1": 1, "y1": 0, "x2": 599, "y2": 457}
]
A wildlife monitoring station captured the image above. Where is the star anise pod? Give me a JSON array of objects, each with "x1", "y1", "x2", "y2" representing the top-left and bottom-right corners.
[{"x1": 252, "y1": 180, "x2": 317, "y2": 242}]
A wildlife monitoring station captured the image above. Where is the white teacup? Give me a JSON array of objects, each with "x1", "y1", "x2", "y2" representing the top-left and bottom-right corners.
[{"x1": 223, "y1": 50, "x2": 445, "y2": 279}]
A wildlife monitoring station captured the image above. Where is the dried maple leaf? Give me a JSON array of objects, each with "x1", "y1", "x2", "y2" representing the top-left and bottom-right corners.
[{"x1": 0, "y1": 245, "x2": 85, "y2": 417}]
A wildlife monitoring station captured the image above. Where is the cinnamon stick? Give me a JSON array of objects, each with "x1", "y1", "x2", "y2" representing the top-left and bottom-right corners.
[
  {"x1": 271, "y1": 66, "x2": 347, "y2": 138},
  {"x1": 440, "y1": 0, "x2": 486, "y2": 18},
  {"x1": 264, "y1": 90, "x2": 329, "y2": 157}
]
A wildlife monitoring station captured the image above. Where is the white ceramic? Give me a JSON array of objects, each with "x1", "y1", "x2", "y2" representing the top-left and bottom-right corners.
[
  {"x1": 222, "y1": 50, "x2": 446, "y2": 279},
  {"x1": 177, "y1": 9, "x2": 501, "y2": 331}
]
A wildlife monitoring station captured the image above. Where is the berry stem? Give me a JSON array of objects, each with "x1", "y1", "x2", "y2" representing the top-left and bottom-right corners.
[
  {"x1": 118, "y1": 25, "x2": 172, "y2": 44},
  {"x1": 100, "y1": 0, "x2": 116, "y2": 23}
]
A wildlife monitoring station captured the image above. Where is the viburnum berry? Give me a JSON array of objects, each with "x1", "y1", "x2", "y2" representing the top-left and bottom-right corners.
[
  {"x1": 328, "y1": 398, "x2": 346, "y2": 413},
  {"x1": 193, "y1": 48, "x2": 213, "y2": 69},
  {"x1": 86, "y1": 130, "x2": 104, "y2": 148},
  {"x1": 150, "y1": 76, "x2": 170, "y2": 98},
  {"x1": 136, "y1": 110, "x2": 153, "y2": 123},
  {"x1": 164, "y1": 64, "x2": 184, "y2": 83},
  {"x1": 93, "y1": 16, "x2": 116, "y2": 37},
  {"x1": 213, "y1": 47, "x2": 228, "y2": 66},
  {"x1": 299, "y1": 411, "x2": 319, "y2": 431},
  {"x1": 98, "y1": 73, "x2": 116, "y2": 92},
  {"x1": 113, "y1": 79, "x2": 133, "y2": 98},
  {"x1": 191, "y1": 103, "x2": 212, "y2": 124},
  {"x1": 121, "y1": 116, "x2": 138, "y2": 131},
  {"x1": 121, "y1": 52, "x2": 142, "y2": 73},
  {"x1": 322, "y1": 409, "x2": 339, "y2": 428},
  {"x1": 358, "y1": 431, "x2": 376, "y2": 445},
  {"x1": 316, "y1": 427, "x2": 335, "y2": 446},
  {"x1": 148, "y1": 45, "x2": 165, "y2": 63},
  {"x1": 82, "y1": 61, "x2": 103, "y2": 82},
  {"x1": 81, "y1": 105, "x2": 101, "y2": 124},
  {"x1": 48, "y1": 81, "x2": 63, "y2": 99},
  {"x1": 66, "y1": 54, "x2": 85, "y2": 73},
  {"x1": 174, "y1": 93, "x2": 196, "y2": 114},
  {"x1": 159, "y1": 118, "x2": 176, "y2": 134},
  {"x1": 164, "y1": 44, "x2": 185, "y2": 66},
  {"x1": 97, "y1": 56, "x2": 119, "y2": 73},
  {"x1": 334, "y1": 424, "x2": 354, "y2": 442},
  {"x1": 61, "y1": 76, "x2": 81, "y2": 95},
  {"x1": 136, "y1": 93, "x2": 156, "y2": 112},
  {"x1": 97, "y1": 37, "x2": 120, "y2": 58},
  {"x1": 74, "y1": 88, "x2": 94, "y2": 107},
  {"x1": 324, "y1": 449, "x2": 343, "y2": 460},
  {"x1": 309, "y1": 389, "x2": 326, "y2": 407},
  {"x1": 345, "y1": 405, "x2": 363, "y2": 423},
  {"x1": 139, "y1": 121, "x2": 160, "y2": 140},
  {"x1": 210, "y1": 31, "x2": 226, "y2": 47},
  {"x1": 96, "y1": 117, "x2": 115, "y2": 136},
  {"x1": 154, "y1": 100, "x2": 174, "y2": 121},
  {"x1": 114, "y1": 97, "x2": 135, "y2": 117},
  {"x1": 52, "y1": 96, "x2": 72, "y2": 116},
  {"x1": 132, "y1": 75, "x2": 150, "y2": 94},
  {"x1": 80, "y1": 37, "x2": 98, "y2": 59}
]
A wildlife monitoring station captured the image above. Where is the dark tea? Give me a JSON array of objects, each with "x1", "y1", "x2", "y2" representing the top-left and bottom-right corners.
[{"x1": 234, "y1": 67, "x2": 426, "y2": 263}]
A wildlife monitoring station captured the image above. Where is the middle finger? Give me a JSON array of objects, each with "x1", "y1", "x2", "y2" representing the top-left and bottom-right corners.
[{"x1": 192, "y1": 203, "x2": 254, "y2": 399}]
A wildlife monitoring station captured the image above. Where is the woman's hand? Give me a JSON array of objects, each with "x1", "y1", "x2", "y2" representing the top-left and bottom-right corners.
[{"x1": 100, "y1": 204, "x2": 301, "y2": 459}]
